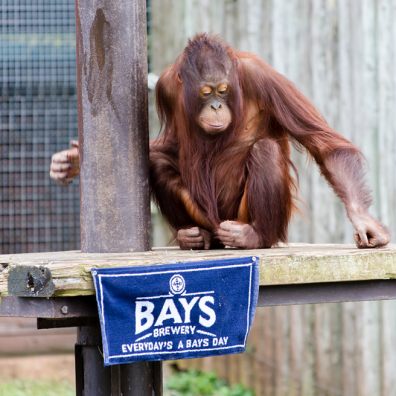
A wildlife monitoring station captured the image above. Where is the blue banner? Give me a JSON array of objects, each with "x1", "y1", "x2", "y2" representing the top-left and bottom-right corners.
[{"x1": 91, "y1": 256, "x2": 259, "y2": 366}]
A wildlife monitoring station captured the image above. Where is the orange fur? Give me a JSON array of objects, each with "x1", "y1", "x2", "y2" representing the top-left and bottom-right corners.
[{"x1": 149, "y1": 34, "x2": 372, "y2": 248}]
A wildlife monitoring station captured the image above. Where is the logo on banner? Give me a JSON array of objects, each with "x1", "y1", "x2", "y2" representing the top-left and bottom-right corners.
[{"x1": 169, "y1": 274, "x2": 185, "y2": 294}]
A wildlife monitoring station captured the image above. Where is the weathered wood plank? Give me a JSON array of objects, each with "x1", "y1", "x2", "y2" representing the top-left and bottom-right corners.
[
  {"x1": 0, "y1": 244, "x2": 395, "y2": 297},
  {"x1": 274, "y1": 306, "x2": 290, "y2": 396},
  {"x1": 341, "y1": 301, "x2": 357, "y2": 395},
  {"x1": 381, "y1": 300, "x2": 396, "y2": 395},
  {"x1": 288, "y1": 305, "x2": 304, "y2": 396}
]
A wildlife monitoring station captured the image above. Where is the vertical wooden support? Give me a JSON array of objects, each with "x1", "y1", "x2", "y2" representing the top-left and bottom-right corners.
[
  {"x1": 75, "y1": 1, "x2": 161, "y2": 395},
  {"x1": 76, "y1": 0, "x2": 150, "y2": 253}
]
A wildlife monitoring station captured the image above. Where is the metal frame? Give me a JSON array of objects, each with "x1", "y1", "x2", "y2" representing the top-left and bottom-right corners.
[
  {"x1": 2, "y1": 280, "x2": 396, "y2": 319},
  {"x1": 1, "y1": 280, "x2": 395, "y2": 394},
  {"x1": 258, "y1": 280, "x2": 396, "y2": 306}
]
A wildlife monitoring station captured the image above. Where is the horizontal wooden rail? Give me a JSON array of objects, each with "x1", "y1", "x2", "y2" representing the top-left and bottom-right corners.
[{"x1": 0, "y1": 244, "x2": 395, "y2": 298}]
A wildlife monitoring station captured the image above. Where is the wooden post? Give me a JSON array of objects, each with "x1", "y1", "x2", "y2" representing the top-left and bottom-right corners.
[
  {"x1": 75, "y1": 0, "x2": 150, "y2": 253},
  {"x1": 74, "y1": 1, "x2": 160, "y2": 395}
]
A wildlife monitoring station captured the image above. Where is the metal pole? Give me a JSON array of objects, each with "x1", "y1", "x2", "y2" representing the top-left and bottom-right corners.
[
  {"x1": 75, "y1": 326, "x2": 112, "y2": 396},
  {"x1": 75, "y1": 1, "x2": 160, "y2": 394}
]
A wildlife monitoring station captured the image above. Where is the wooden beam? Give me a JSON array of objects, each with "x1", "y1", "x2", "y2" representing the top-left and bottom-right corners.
[{"x1": 0, "y1": 244, "x2": 395, "y2": 297}]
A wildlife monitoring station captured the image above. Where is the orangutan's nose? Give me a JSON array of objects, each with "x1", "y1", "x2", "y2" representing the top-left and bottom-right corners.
[{"x1": 211, "y1": 100, "x2": 222, "y2": 111}]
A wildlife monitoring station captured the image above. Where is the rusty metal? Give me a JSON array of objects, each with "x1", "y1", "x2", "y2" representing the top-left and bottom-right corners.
[
  {"x1": 8, "y1": 265, "x2": 55, "y2": 297},
  {"x1": 0, "y1": 296, "x2": 97, "y2": 318},
  {"x1": 75, "y1": 326, "x2": 112, "y2": 396},
  {"x1": 37, "y1": 317, "x2": 98, "y2": 329}
]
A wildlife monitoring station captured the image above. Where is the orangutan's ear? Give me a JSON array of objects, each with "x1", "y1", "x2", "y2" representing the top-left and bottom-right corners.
[{"x1": 177, "y1": 73, "x2": 183, "y2": 84}]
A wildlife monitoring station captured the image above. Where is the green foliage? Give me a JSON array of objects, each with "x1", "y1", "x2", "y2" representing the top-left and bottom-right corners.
[
  {"x1": 166, "y1": 369, "x2": 254, "y2": 396},
  {"x1": 0, "y1": 380, "x2": 74, "y2": 396}
]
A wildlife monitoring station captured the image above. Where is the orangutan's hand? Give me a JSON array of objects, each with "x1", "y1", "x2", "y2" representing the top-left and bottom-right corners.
[
  {"x1": 177, "y1": 227, "x2": 212, "y2": 250},
  {"x1": 50, "y1": 140, "x2": 80, "y2": 185},
  {"x1": 215, "y1": 221, "x2": 262, "y2": 249}
]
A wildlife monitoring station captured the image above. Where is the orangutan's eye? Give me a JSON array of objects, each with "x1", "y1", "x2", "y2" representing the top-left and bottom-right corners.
[
  {"x1": 217, "y1": 83, "x2": 228, "y2": 94},
  {"x1": 200, "y1": 86, "x2": 212, "y2": 97}
]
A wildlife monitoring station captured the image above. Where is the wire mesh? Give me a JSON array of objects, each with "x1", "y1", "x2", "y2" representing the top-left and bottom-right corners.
[{"x1": 0, "y1": 0, "x2": 80, "y2": 253}]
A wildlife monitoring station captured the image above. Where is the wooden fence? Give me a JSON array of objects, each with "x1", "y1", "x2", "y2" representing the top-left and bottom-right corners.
[{"x1": 150, "y1": 1, "x2": 396, "y2": 395}]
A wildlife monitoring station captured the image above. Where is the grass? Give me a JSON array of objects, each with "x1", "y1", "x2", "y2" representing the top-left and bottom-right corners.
[
  {"x1": 0, "y1": 380, "x2": 74, "y2": 396},
  {"x1": 0, "y1": 369, "x2": 254, "y2": 396},
  {"x1": 165, "y1": 369, "x2": 254, "y2": 396}
]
